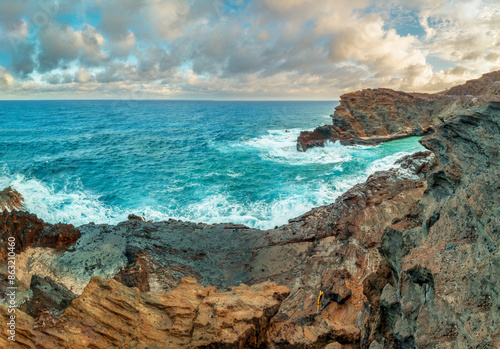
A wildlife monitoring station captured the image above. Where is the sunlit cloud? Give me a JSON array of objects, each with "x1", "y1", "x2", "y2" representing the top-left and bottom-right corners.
[{"x1": 0, "y1": 0, "x2": 499, "y2": 99}]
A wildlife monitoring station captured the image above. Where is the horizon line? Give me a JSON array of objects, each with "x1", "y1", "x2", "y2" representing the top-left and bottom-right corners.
[{"x1": 0, "y1": 99, "x2": 340, "y2": 102}]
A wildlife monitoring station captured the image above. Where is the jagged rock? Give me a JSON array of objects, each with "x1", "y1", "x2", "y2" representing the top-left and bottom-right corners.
[
  {"x1": 0, "y1": 276, "x2": 289, "y2": 348},
  {"x1": 113, "y1": 246, "x2": 150, "y2": 291},
  {"x1": 0, "y1": 187, "x2": 24, "y2": 211},
  {"x1": 297, "y1": 124, "x2": 334, "y2": 151},
  {"x1": 298, "y1": 88, "x2": 439, "y2": 151},
  {"x1": 127, "y1": 213, "x2": 144, "y2": 221},
  {"x1": 22, "y1": 275, "x2": 76, "y2": 318},
  {"x1": 321, "y1": 269, "x2": 352, "y2": 305},
  {"x1": 0, "y1": 210, "x2": 81, "y2": 259},
  {"x1": 297, "y1": 70, "x2": 500, "y2": 151},
  {"x1": 2, "y1": 74, "x2": 498, "y2": 348},
  {"x1": 1, "y1": 151, "x2": 433, "y2": 348},
  {"x1": 361, "y1": 102, "x2": 500, "y2": 348}
]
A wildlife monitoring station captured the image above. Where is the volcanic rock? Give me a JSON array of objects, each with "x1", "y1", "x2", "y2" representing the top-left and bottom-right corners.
[
  {"x1": 297, "y1": 70, "x2": 500, "y2": 151},
  {"x1": 0, "y1": 210, "x2": 81, "y2": 259},
  {"x1": 360, "y1": 102, "x2": 500, "y2": 348},
  {"x1": 0, "y1": 186, "x2": 24, "y2": 211},
  {"x1": 1, "y1": 73, "x2": 498, "y2": 348},
  {"x1": 22, "y1": 275, "x2": 76, "y2": 318}
]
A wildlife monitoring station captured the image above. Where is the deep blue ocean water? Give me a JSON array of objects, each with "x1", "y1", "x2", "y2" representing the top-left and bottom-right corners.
[{"x1": 0, "y1": 100, "x2": 425, "y2": 229}]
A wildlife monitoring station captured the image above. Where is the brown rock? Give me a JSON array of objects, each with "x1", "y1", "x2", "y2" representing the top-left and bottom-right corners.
[
  {"x1": 298, "y1": 70, "x2": 500, "y2": 151},
  {"x1": 321, "y1": 269, "x2": 352, "y2": 305},
  {"x1": 113, "y1": 246, "x2": 150, "y2": 291},
  {"x1": 0, "y1": 210, "x2": 81, "y2": 259},
  {"x1": 0, "y1": 276, "x2": 289, "y2": 348},
  {"x1": 0, "y1": 187, "x2": 24, "y2": 211}
]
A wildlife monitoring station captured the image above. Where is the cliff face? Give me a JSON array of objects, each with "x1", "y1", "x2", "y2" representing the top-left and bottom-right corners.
[
  {"x1": 297, "y1": 89, "x2": 438, "y2": 151},
  {"x1": 361, "y1": 102, "x2": 500, "y2": 348},
  {"x1": 442, "y1": 70, "x2": 500, "y2": 100},
  {"x1": 0, "y1": 276, "x2": 289, "y2": 349},
  {"x1": 297, "y1": 71, "x2": 500, "y2": 151}
]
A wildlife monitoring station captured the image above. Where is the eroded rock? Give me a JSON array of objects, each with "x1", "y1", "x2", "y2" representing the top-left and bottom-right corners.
[
  {"x1": 297, "y1": 70, "x2": 500, "y2": 151},
  {"x1": 0, "y1": 276, "x2": 289, "y2": 348},
  {"x1": 0, "y1": 187, "x2": 24, "y2": 212},
  {"x1": 0, "y1": 210, "x2": 81, "y2": 259}
]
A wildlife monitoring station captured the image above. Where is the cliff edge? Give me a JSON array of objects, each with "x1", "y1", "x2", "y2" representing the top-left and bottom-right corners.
[{"x1": 297, "y1": 70, "x2": 500, "y2": 151}]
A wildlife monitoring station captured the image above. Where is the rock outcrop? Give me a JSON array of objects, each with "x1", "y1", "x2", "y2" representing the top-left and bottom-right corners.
[
  {"x1": 0, "y1": 276, "x2": 289, "y2": 348},
  {"x1": 0, "y1": 210, "x2": 81, "y2": 259},
  {"x1": 0, "y1": 187, "x2": 24, "y2": 212},
  {"x1": 21, "y1": 275, "x2": 76, "y2": 318},
  {"x1": 361, "y1": 102, "x2": 500, "y2": 348},
  {"x1": 297, "y1": 70, "x2": 500, "y2": 151},
  {"x1": 0, "y1": 150, "x2": 435, "y2": 348}
]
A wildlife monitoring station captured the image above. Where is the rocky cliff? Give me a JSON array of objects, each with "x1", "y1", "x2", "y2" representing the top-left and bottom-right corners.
[
  {"x1": 297, "y1": 70, "x2": 500, "y2": 151},
  {"x1": 0, "y1": 79, "x2": 498, "y2": 348}
]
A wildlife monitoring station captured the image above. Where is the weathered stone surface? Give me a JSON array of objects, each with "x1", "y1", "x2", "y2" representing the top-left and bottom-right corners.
[
  {"x1": 1, "y1": 74, "x2": 498, "y2": 348},
  {"x1": 0, "y1": 186, "x2": 24, "y2": 211},
  {"x1": 298, "y1": 88, "x2": 438, "y2": 150},
  {"x1": 113, "y1": 246, "x2": 150, "y2": 291},
  {"x1": 1, "y1": 150, "x2": 432, "y2": 348},
  {"x1": 361, "y1": 102, "x2": 500, "y2": 348},
  {"x1": 22, "y1": 275, "x2": 76, "y2": 318},
  {"x1": 0, "y1": 210, "x2": 81, "y2": 259},
  {"x1": 0, "y1": 276, "x2": 289, "y2": 348}
]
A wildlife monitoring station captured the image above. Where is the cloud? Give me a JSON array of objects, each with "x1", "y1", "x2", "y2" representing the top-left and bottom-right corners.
[
  {"x1": 1, "y1": 0, "x2": 500, "y2": 99},
  {"x1": 0, "y1": 2, "x2": 28, "y2": 30},
  {"x1": 0, "y1": 66, "x2": 14, "y2": 88},
  {"x1": 329, "y1": 14, "x2": 426, "y2": 76},
  {"x1": 75, "y1": 68, "x2": 93, "y2": 83},
  {"x1": 37, "y1": 23, "x2": 107, "y2": 72}
]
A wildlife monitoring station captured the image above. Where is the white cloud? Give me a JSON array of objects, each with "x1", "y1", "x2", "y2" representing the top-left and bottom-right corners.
[
  {"x1": 75, "y1": 68, "x2": 93, "y2": 83},
  {"x1": 0, "y1": 66, "x2": 14, "y2": 88},
  {"x1": 1, "y1": 0, "x2": 500, "y2": 99}
]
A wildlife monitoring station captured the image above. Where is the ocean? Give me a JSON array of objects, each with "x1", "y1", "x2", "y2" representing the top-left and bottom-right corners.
[{"x1": 0, "y1": 100, "x2": 425, "y2": 229}]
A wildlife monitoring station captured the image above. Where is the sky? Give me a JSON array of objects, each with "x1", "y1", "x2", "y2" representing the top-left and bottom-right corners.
[{"x1": 0, "y1": 0, "x2": 499, "y2": 100}]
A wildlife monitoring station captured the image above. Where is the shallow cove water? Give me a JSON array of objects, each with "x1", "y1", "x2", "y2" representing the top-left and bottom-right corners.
[{"x1": 0, "y1": 100, "x2": 425, "y2": 229}]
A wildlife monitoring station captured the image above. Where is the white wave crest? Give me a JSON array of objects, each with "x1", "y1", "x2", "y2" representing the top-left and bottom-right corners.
[
  {"x1": 227, "y1": 129, "x2": 359, "y2": 165},
  {"x1": 0, "y1": 165, "x2": 126, "y2": 225}
]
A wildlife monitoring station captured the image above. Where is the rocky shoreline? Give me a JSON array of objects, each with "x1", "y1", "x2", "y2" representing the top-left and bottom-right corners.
[
  {"x1": 0, "y1": 75, "x2": 499, "y2": 348},
  {"x1": 297, "y1": 71, "x2": 500, "y2": 151}
]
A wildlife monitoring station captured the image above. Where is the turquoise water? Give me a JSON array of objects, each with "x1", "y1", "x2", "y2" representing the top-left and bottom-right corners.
[{"x1": 0, "y1": 100, "x2": 425, "y2": 229}]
